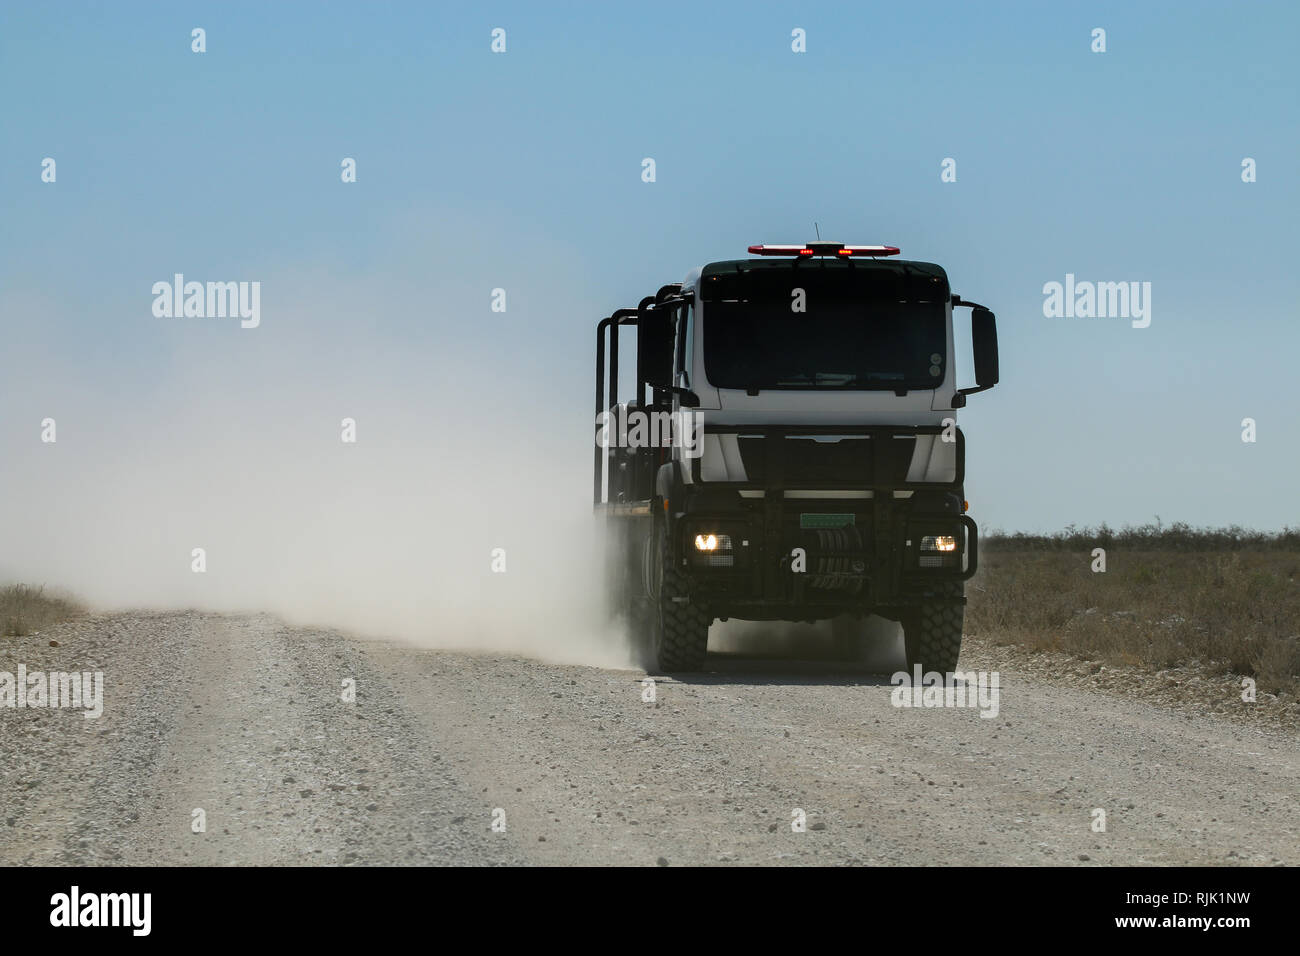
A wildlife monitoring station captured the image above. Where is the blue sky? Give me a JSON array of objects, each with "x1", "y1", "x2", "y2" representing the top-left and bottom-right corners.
[{"x1": 3, "y1": 0, "x2": 1298, "y2": 537}]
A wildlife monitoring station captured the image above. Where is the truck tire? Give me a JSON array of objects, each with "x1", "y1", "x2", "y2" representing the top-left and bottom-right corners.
[
  {"x1": 650, "y1": 524, "x2": 710, "y2": 672},
  {"x1": 902, "y1": 582, "x2": 964, "y2": 674}
]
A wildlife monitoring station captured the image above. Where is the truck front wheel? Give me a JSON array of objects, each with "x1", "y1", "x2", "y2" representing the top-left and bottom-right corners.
[
  {"x1": 649, "y1": 524, "x2": 711, "y2": 672},
  {"x1": 902, "y1": 582, "x2": 964, "y2": 674}
]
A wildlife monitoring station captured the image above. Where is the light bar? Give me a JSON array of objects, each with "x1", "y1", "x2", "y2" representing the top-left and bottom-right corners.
[
  {"x1": 748, "y1": 242, "x2": 901, "y2": 258},
  {"x1": 748, "y1": 244, "x2": 814, "y2": 256}
]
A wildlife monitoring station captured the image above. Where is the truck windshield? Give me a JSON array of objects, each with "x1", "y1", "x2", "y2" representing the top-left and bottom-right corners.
[{"x1": 701, "y1": 265, "x2": 947, "y2": 392}]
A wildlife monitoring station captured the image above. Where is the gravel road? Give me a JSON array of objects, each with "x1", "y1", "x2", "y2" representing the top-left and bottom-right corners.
[{"x1": 2, "y1": 611, "x2": 1296, "y2": 866}]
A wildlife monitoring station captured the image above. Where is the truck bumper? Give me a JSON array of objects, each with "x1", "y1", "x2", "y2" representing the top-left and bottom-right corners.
[{"x1": 668, "y1": 424, "x2": 976, "y2": 620}]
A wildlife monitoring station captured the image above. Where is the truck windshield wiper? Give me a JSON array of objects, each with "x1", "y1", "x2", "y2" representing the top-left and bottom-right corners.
[
  {"x1": 746, "y1": 373, "x2": 912, "y2": 393},
  {"x1": 845, "y1": 372, "x2": 907, "y2": 387}
]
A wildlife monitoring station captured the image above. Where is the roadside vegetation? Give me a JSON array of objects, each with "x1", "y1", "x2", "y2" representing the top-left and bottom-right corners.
[
  {"x1": 0, "y1": 584, "x2": 86, "y2": 637},
  {"x1": 968, "y1": 524, "x2": 1300, "y2": 695}
]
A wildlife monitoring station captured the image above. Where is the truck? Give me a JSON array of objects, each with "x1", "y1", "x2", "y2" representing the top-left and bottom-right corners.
[{"x1": 594, "y1": 241, "x2": 999, "y2": 672}]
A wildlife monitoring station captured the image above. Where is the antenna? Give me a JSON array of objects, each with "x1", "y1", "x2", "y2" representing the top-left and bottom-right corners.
[{"x1": 814, "y1": 221, "x2": 821, "y2": 240}]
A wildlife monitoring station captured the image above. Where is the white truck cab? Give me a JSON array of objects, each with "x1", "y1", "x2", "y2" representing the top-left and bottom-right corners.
[{"x1": 595, "y1": 242, "x2": 999, "y2": 671}]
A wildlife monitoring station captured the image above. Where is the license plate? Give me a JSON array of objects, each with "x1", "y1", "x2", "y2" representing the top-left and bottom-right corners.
[{"x1": 799, "y1": 513, "x2": 855, "y2": 530}]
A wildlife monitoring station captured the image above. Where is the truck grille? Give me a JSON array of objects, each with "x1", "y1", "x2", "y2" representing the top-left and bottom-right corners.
[{"x1": 737, "y1": 435, "x2": 916, "y2": 485}]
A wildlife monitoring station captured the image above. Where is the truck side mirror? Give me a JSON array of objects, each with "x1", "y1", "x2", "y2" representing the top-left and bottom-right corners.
[
  {"x1": 970, "y1": 307, "x2": 999, "y2": 390},
  {"x1": 951, "y1": 299, "x2": 999, "y2": 406},
  {"x1": 637, "y1": 309, "x2": 675, "y2": 390}
]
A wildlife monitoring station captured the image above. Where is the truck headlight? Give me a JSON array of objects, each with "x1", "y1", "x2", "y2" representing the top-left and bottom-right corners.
[
  {"x1": 691, "y1": 532, "x2": 734, "y2": 567},
  {"x1": 914, "y1": 532, "x2": 961, "y2": 569},
  {"x1": 694, "y1": 533, "x2": 729, "y2": 552},
  {"x1": 919, "y1": 535, "x2": 957, "y2": 553}
]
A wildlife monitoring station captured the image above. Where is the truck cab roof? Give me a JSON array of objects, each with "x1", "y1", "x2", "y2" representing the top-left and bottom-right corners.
[{"x1": 682, "y1": 257, "x2": 950, "y2": 296}]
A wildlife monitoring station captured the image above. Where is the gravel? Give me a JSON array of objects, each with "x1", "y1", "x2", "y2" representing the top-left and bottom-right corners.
[{"x1": 2, "y1": 611, "x2": 1296, "y2": 866}]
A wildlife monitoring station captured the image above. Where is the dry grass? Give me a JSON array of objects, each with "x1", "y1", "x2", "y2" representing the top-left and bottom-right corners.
[
  {"x1": 0, "y1": 584, "x2": 86, "y2": 637},
  {"x1": 985, "y1": 520, "x2": 1300, "y2": 552},
  {"x1": 967, "y1": 549, "x2": 1300, "y2": 696}
]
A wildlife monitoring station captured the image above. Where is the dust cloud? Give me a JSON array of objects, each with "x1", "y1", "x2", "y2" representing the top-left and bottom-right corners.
[{"x1": 0, "y1": 278, "x2": 637, "y2": 669}]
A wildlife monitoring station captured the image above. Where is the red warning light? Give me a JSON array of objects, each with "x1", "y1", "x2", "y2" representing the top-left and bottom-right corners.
[{"x1": 748, "y1": 243, "x2": 900, "y2": 257}]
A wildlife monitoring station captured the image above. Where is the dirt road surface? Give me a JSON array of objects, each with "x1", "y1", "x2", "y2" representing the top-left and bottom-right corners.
[{"x1": 2, "y1": 612, "x2": 1295, "y2": 866}]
